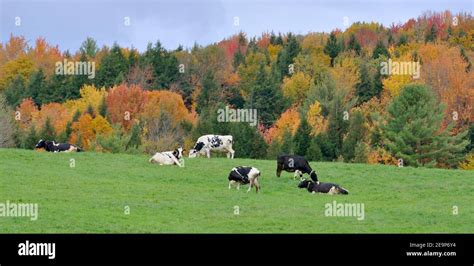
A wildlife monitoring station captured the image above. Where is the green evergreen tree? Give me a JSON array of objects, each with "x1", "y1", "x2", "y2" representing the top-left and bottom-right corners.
[
  {"x1": 28, "y1": 69, "x2": 46, "y2": 106},
  {"x1": 280, "y1": 128, "x2": 293, "y2": 154},
  {"x1": 342, "y1": 111, "x2": 367, "y2": 162},
  {"x1": 79, "y1": 37, "x2": 99, "y2": 58},
  {"x1": 276, "y1": 33, "x2": 301, "y2": 78},
  {"x1": 348, "y1": 34, "x2": 361, "y2": 55},
  {"x1": 355, "y1": 62, "x2": 375, "y2": 104},
  {"x1": 23, "y1": 126, "x2": 38, "y2": 149},
  {"x1": 4, "y1": 75, "x2": 28, "y2": 107},
  {"x1": 425, "y1": 24, "x2": 438, "y2": 43},
  {"x1": 39, "y1": 117, "x2": 56, "y2": 141},
  {"x1": 383, "y1": 84, "x2": 469, "y2": 167},
  {"x1": 324, "y1": 32, "x2": 341, "y2": 67},
  {"x1": 95, "y1": 43, "x2": 128, "y2": 88},
  {"x1": 353, "y1": 141, "x2": 368, "y2": 163},
  {"x1": 98, "y1": 96, "x2": 108, "y2": 118},
  {"x1": 293, "y1": 117, "x2": 311, "y2": 156},
  {"x1": 372, "y1": 40, "x2": 390, "y2": 59},
  {"x1": 306, "y1": 137, "x2": 322, "y2": 161}
]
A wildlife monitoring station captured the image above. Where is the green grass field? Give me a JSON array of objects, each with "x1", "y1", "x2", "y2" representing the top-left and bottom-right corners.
[{"x1": 0, "y1": 148, "x2": 472, "y2": 233}]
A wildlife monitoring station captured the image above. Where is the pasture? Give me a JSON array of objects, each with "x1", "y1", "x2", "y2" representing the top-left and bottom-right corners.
[{"x1": 0, "y1": 148, "x2": 472, "y2": 233}]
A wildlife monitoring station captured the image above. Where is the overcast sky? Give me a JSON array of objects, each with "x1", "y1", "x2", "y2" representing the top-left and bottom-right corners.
[{"x1": 0, "y1": 0, "x2": 472, "y2": 52}]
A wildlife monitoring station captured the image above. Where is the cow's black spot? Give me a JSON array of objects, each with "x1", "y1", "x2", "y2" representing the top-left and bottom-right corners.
[{"x1": 194, "y1": 142, "x2": 205, "y2": 152}]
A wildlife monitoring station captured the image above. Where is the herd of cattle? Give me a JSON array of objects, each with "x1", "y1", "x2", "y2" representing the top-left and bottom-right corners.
[{"x1": 34, "y1": 134, "x2": 349, "y2": 195}]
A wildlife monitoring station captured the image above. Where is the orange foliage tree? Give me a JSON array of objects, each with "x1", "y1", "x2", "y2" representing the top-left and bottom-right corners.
[{"x1": 106, "y1": 84, "x2": 147, "y2": 130}]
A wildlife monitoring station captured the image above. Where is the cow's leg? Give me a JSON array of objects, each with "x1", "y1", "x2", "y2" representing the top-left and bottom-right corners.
[
  {"x1": 227, "y1": 148, "x2": 235, "y2": 159},
  {"x1": 237, "y1": 183, "x2": 240, "y2": 190},
  {"x1": 276, "y1": 163, "x2": 282, "y2": 177},
  {"x1": 206, "y1": 149, "x2": 211, "y2": 159},
  {"x1": 171, "y1": 156, "x2": 183, "y2": 167},
  {"x1": 247, "y1": 178, "x2": 253, "y2": 193},
  {"x1": 254, "y1": 178, "x2": 260, "y2": 193},
  {"x1": 229, "y1": 180, "x2": 235, "y2": 189}
]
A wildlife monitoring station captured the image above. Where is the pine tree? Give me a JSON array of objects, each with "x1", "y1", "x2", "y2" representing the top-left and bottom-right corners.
[
  {"x1": 28, "y1": 69, "x2": 46, "y2": 106},
  {"x1": 276, "y1": 33, "x2": 301, "y2": 78},
  {"x1": 306, "y1": 137, "x2": 322, "y2": 161},
  {"x1": 39, "y1": 117, "x2": 56, "y2": 141},
  {"x1": 425, "y1": 24, "x2": 438, "y2": 43},
  {"x1": 383, "y1": 84, "x2": 469, "y2": 167},
  {"x1": 353, "y1": 142, "x2": 368, "y2": 163},
  {"x1": 23, "y1": 126, "x2": 38, "y2": 149},
  {"x1": 95, "y1": 43, "x2": 128, "y2": 88},
  {"x1": 324, "y1": 32, "x2": 341, "y2": 67},
  {"x1": 342, "y1": 111, "x2": 367, "y2": 162},
  {"x1": 348, "y1": 34, "x2": 361, "y2": 55},
  {"x1": 98, "y1": 96, "x2": 108, "y2": 118},
  {"x1": 280, "y1": 128, "x2": 293, "y2": 154},
  {"x1": 196, "y1": 71, "x2": 219, "y2": 114},
  {"x1": 293, "y1": 117, "x2": 311, "y2": 156},
  {"x1": 355, "y1": 62, "x2": 375, "y2": 104},
  {"x1": 4, "y1": 75, "x2": 27, "y2": 107},
  {"x1": 372, "y1": 40, "x2": 390, "y2": 59}
]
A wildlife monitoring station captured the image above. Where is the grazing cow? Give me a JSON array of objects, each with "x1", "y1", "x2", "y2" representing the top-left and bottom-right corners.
[
  {"x1": 276, "y1": 155, "x2": 318, "y2": 182},
  {"x1": 189, "y1": 135, "x2": 235, "y2": 159},
  {"x1": 298, "y1": 179, "x2": 349, "y2": 195},
  {"x1": 35, "y1": 139, "x2": 82, "y2": 152},
  {"x1": 228, "y1": 166, "x2": 261, "y2": 193},
  {"x1": 149, "y1": 147, "x2": 184, "y2": 167}
]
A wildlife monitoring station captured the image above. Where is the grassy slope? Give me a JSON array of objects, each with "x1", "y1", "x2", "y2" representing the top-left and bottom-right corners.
[{"x1": 0, "y1": 148, "x2": 472, "y2": 233}]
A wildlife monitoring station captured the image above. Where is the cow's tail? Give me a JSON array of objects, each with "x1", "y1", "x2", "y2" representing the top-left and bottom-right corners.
[{"x1": 338, "y1": 186, "x2": 349, "y2": 195}]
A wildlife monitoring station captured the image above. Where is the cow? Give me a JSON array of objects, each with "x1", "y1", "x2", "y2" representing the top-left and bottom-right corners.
[
  {"x1": 298, "y1": 179, "x2": 349, "y2": 195},
  {"x1": 276, "y1": 155, "x2": 318, "y2": 182},
  {"x1": 149, "y1": 147, "x2": 184, "y2": 167},
  {"x1": 35, "y1": 139, "x2": 82, "y2": 152},
  {"x1": 189, "y1": 135, "x2": 235, "y2": 159},
  {"x1": 228, "y1": 166, "x2": 261, "y2": 193}
]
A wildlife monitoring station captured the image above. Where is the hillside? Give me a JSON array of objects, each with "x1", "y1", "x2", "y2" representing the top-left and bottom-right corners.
[{"x1": 0, "y1": 149, "x2": 472, "y2": 233}]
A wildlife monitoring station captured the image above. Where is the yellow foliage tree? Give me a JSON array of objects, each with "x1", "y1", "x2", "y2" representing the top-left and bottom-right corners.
[
  {"x1": 281, "y1": 72, "x2": 312, "y2": 105},
  {"x1": 0, "y1": 55, "x2": 35, "y2": 91},
  {"x1": 64, "y1": 85, "x2": 107, "y2": 115},
  {"x1": 306, "y1": 101, "x2": 327, "y2": 136}
]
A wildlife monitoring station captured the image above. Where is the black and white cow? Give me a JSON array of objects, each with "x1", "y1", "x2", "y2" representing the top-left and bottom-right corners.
[
  {"x1": 189, "y1": 135, "x2": 235, "y2": 159},
  {"x1": 298, "y1": 179, "x2": 349, "y2": 195},
  {"x1": 35, "y1": 139, "x2": 82, "y2": 152},
  {"x1": 149, "y1": 147, "x2": 184, "y2": 167},
  {"x1": 276, "y1": 155, "x2": 318, "y2": 182},
  {"x1": 228, "y1": 166, "x2": 261, "y2": 193}
]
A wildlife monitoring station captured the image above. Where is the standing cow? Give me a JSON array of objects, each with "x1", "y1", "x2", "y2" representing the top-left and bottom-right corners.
[
  {"x1": 149, "y1": 147, "x2": 184, "y2": 167},
  {"x1": 276, "y1": 155, "x2": 318, "y2": 182},
  {"x1": 228, "y1": 166, "x2": 261, "y2": 193},
  {"x1": 35, "y1": 139, "x2": 82, "y2": 152},
  {"x1": 189, "y1": 135, "x2": 235, "y2": 159}
]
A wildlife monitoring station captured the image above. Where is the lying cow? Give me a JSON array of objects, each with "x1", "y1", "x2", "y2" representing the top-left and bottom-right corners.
[
  {"x1": 228, "y1": 166, "x2": 261, "y2": 193},
  {"x1": 149, "y1": 147, "x2": 184, "y2": 167},
  {"x1": 298, "y1": 179, "x2": 349, "y2": 195},
  {"x1": 276, "y1": 155, "x2": 318, "y2": 182},
  {"x1": 35, "y1": 139, "x2": 82, "y2": 152},
  {"x1": 189, "y1": 135, "x2": 235, "y2": 159}
]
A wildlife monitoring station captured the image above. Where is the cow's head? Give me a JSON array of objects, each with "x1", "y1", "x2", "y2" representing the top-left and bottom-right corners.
[
  {"x1": 173, "y1": 147, "x2": 184, "y2": 159},
  {"x1": 298, "y1": 179, "x2": 312, "y2": 189},
  {"x1": 188, "y1": 142, "x2": 204, "y2": 158},
  {"x1": 310, "y1": 171, "x2": 318, "y2": 182},
  {"x1": 35, "y1": 139, "x2": 47, "y2": 149}
]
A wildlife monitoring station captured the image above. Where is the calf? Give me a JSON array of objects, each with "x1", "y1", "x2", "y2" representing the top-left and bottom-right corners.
[
  {"x1": 276, "y1": 155, "x2": 318, "y2": 182},
  {"x1": 228, "y1": 166, "x2": 261, "y2": 193},
  {"x1": 149, "y1": 147, "x2": 184, "y2": 167},
  {"x1": 298, "y1": 179, "x2": 349, "y2": 195},
  {"x1": 189, "y1": 135, "x2": 235, "y2": 159},
  {"x1": 35, "y1": 139, "x2": 82, "y2": 152}
]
